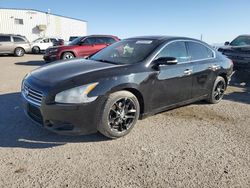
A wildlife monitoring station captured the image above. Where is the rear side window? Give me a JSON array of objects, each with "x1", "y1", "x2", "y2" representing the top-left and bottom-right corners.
[
  {"x1": 0, "y1": 36, "x2": 11, "y2": 42},
  {"x1": 100, "y1": 37, "x2": 117, "y2": 44},
  {"x1": 13, "y1": 37, "x2": 25, "y2": 42},
  {"x1": 157, "y1": 41, "x2": 189, "y2": 63},
  {"x1": 187, "y1": 42, "x2": 214, "y2": 61},
  {"x1": 86, "y1": 37, "x2": 117, "y2": 45},
  {"x1": 95, "y1": 38, "x2": 105, "y2": 44},
  {"x1": 41, "y1": 38, "x2": 50, "y2": 43}
]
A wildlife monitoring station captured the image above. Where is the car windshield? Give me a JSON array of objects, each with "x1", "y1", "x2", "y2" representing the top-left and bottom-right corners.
[
  {"x1": 69, "y1": 36, "x2": 79, "y2": 41},
  {"x1": 230, "y1": 36, "x2": 250, "y2": 46},
  {"x1": 69, "y1": 37, "x2": 84, "y2": 45},
  {"x1": 90, "y1": 39, "x2": 160, "y2": 64},
  {"x1": 33, "y1": 38, "x2": 43, "y2": 42}
]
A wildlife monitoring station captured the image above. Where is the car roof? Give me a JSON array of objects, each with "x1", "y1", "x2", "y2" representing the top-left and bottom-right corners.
[
  {"x1": 85, "y1": 35, "x2": 119, "y2": 38},
  {"x1": 125, "y1": 35, "x2": 199, "y2": 42},
  {"x1": 0, "y1": 34, "x2": 26, "y2": 37},
  {"x1": 237, "y1": 34, "x2": 250, "y2": 37}
]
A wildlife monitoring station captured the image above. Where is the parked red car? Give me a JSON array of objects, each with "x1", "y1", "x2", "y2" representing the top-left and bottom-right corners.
[{"x1": 43, "y1": 35, "x2": 120, "y2": 62}]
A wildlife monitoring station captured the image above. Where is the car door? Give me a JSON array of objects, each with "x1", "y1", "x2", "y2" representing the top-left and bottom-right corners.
[
  {"x1": 0, "y1": 36, "x2": 13, "y2": 53},
  {"x1": 78, "y1": 37, "x2": 98, "y2": 57},
  {"x1": 186, "y1": 41, "x2": 217, "y2": 98},
  {"x1": 39, "y1": 38, "x2": 53, "y2": 50},
  {"x1": 92, "y1": 37, "x2": 107, "y2": 52},
  {"x1": 150, "y1": 41, "x2": 193, "y2": 109}
]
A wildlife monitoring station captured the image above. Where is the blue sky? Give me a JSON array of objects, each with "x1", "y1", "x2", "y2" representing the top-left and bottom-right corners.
[{"x1": 0, "y1": 0, "x2": 249, "y2": 44}]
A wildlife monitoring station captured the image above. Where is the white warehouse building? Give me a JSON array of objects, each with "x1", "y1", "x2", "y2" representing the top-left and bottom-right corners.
[{"x1": 0, "y1": 8, "x2": 87, "y2": 41}]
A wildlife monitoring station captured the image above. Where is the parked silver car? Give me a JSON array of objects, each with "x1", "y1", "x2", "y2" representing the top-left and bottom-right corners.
[{"x1": 0, "y1": 34, "x2": 31, "y2": 56}]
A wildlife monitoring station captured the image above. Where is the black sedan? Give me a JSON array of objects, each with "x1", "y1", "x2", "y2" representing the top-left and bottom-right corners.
[{"x1": 21, "y1": 36, "x2": 233, "y2": 138}]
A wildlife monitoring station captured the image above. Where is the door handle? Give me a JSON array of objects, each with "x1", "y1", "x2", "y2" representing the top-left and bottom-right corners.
[
  {"x1": 183, "y1": 69, "x2": 193, "y2": 75},
  {"x1": 208, "y1": 64, "x2": 220, "y2": 70}
]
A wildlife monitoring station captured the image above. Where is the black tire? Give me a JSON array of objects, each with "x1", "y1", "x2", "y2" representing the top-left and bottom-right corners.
[
  {"x1": 62, "y1": 52, "x2": 75, "y2": 60},
  {"x1": 207, "y1": 76, "x2": 226, "y2": 104},
  {"x1": 32, "y1": 46, "x2": 40, "y2": 54},
  {"x1": 98, "y1": 91, "x2": 140, "y2": 139},
  {"x1": 14, "y1": 47, "x2": 25, "y2": 57}
]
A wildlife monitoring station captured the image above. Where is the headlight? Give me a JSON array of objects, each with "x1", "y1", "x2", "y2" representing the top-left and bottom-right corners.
[
  {"x1": 49, "y1": 48, "x2": 58, "y2": 53},
  {"x1": 55, "y1": 83, "x2": 99, "y2": 104},
  {"x1": 23, "y1": 73, "x2": 30, "y2": 80},
  {"x1": 21, "y1": 73, "x2": 30, "y2": 90}
]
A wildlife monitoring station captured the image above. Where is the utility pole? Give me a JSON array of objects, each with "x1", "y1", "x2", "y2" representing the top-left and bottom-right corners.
[{"x1": 200, "y1": 34, "x2": 203, "y2": 41}]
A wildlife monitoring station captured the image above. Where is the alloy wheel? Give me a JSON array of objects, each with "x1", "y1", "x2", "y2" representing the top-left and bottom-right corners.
[
  {"x1": 108, "y1": 97, "x2": 137, "y2": 133},
  {"x1": 64, "y1": 54, "x2": 74, "y2": 59},
  {"x1": 16, "y1": 49, "x2": 24, "y2": 56},
  {"x1": 214, "y1": 81, "x2": 225, "y2": 101}
]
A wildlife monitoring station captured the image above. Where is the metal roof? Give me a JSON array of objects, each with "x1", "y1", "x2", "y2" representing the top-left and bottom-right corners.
[{"x1": 0, "y1": 7, "x2": 87, "y2": 23}]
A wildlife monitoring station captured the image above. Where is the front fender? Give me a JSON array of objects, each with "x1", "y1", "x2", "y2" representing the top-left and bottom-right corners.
[{"x1": 89, "y1": 73, "x2": 148, "y2": 98}]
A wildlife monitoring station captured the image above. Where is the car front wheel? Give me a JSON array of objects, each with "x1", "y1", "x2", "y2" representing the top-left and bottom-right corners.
[
  {"x1": 207, "y1": 76, "x2": 226, "y2": 104},
  {"x1": 62, "y1": 52, "x2": 75, "y2": 60},
  {"x1": 98, "y1": 91, "x2": 140, "y2": 138}
]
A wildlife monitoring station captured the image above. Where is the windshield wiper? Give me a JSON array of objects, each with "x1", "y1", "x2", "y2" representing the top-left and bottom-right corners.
[{"x1": 92, "y1": 59, "x2": 117, "y2": 64}]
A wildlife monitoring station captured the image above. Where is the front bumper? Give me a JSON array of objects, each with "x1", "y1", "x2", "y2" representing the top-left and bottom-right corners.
[
  {"x1": 43, "y1": 54, "x2": 59, "y2": 62},
  {"x1": 232, "y1": 61, "x2": 250, "y2": 69},
  {"x1": 222, "y1": 52, "x2": 250, "y2": 70},
  {"x1": 23, "y1": 46, "x2": 32, "y2": 53},
  {"x1": 22, "y1": 93, "x2": 104, "y2": 135}
]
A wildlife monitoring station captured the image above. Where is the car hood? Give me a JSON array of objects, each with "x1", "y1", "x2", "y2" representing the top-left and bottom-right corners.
[
  {"x1": 49, "y1": 45, "x2": 78, "y2": 51},
  {"x1": 219, "y1": 45, "x2": 250, "y2": 52},
  {"x1": 30, "y1": 58, "x2": 121, "y2": 84}
]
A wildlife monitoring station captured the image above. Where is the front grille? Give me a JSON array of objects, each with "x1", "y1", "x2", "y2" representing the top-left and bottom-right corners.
[{"x1": 23, "y1": 84, "x2": 43, "y2": 106}]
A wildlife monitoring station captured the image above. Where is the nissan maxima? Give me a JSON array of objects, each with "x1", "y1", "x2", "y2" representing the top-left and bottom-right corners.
[{"x1": 21, "y1": 36, "x2": 233, "y2": 138}]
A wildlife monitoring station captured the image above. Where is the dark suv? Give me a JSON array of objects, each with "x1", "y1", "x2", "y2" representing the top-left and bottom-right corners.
[
  {"x1": 218, "y1": 35, "x2": 250, "y2": 69},
  {"x1": 0, "y1": 34, "x2": 31, "y2": 56},
  {"x1": 44, "y1": 35, "x2": 120, "y2": 62}
]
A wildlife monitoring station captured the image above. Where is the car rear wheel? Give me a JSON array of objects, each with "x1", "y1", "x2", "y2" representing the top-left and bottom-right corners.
[
  {"x1": 62, "y1": 52, "x2": 75, "y2": 60},
  {"x1": 207, "y1": 76, "x2": 226, "y2": 104},
  {"x1": 14, "y1": 47, "x2": 25, "y2": 57},
  {"x1": 32, "y1": 46, "x2": 40, "y2": 54},
  {"x1": 98, "y1": 91, "x2": 140, "y2": 139}
]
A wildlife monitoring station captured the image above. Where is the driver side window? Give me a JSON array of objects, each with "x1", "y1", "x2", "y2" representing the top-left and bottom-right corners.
[
  {"x1": 82, "y1": 38, "x2": 96, "y2": 45},
  {"x1": 157, "y1": 41, "x2": 189, "y2": 63}
]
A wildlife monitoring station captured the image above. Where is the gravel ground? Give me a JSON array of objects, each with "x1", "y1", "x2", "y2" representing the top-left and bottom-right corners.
[{"x1": 0, "y1": 54, "x2": 249, "y2": 188}]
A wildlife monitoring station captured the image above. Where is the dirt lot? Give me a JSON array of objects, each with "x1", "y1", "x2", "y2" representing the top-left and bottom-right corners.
[{"x1": 0, "y1": 55, "x2": 249, "y2": 188}]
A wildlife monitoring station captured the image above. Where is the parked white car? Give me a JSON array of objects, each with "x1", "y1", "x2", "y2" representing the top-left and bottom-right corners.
[{"x1": 31, "y1": 37, "x2": 64, "y2": 54}]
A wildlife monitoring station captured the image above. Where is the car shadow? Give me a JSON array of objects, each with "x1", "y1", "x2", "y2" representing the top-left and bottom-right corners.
[
  {"x1": 15, "y1": 60, "x2": 46, "y2": 66},
  {"x1": 224, "y1": 70, "x2": 250, "y2": 104},
  {"x1": 0, "y1": 92, "x2": 109, "y2": 149},
  {"x1": 0, "y1": 54, "x2": 14, "y2": 57}
]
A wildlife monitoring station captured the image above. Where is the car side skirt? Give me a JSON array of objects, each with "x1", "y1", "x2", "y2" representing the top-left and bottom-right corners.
[{"x1": 140, "y1": 95, "x2": 208, "y2": 119}]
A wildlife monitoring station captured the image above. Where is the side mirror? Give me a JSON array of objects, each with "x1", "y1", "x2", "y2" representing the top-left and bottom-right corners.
[
  {"x1": 153, "y1": 57, "x2": 178, "y2": 66},
  {"x1": 224, "y1": 41, "x2": 230, "y2": 46},
  {"x1": 152, "y1": 57, "x2": 178, "y2": 70}
]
